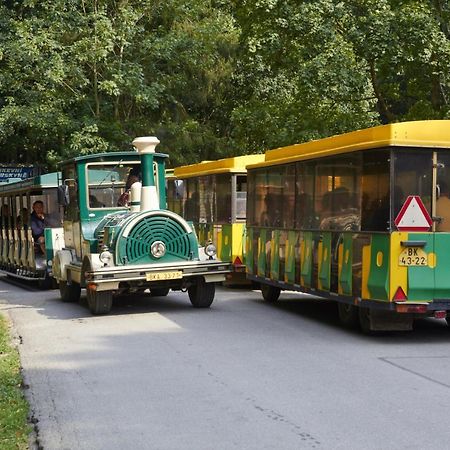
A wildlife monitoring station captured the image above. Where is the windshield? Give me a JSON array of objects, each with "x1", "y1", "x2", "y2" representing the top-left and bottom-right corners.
[{"x1": 87, "y1": 163, "x2": 140, "y2": 209}]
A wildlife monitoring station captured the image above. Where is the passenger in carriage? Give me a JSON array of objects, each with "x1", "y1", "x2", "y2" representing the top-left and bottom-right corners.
[
  {"x1": 17, "y1": 207, "x2": 29, "y2": 230},
  {"x1": 30, "y1": 200, "x2": 48, "y2": 254},
  {"x1": 0, "y1": 204, "x2": 11, "y2": 229},
  {"x1": 117, "y1": 170, "x2": 140, "y2": 207}
]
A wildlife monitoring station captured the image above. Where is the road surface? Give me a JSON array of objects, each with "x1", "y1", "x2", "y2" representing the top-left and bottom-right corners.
[{"x1": 1, "y1": 277, "x2": 450, "y2": 449}]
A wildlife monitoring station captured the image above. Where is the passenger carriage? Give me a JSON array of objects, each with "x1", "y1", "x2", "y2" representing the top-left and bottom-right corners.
[
  {"x1": 170, "y1": 154, "x2": 264, "y2": 284},
  {"x1": 0, "y1": 173, "x2": 62, "y2": 287},
  {"x1": 246, "y1": 120, "x2": 450, "y2": 331}
]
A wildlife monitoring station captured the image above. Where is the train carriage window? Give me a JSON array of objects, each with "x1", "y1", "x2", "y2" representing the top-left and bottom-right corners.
[
  {"x1": 393, "y1": 149, "x2": 432, "y2": 221},
  {"x1": 315, "y1": 154, "x2": 361, "y2": 231},
  {"x1": 197, "y1": 176, "x2": 214, "y2": 223},
  {"x1": 247, "y1": 171, "x2": 256, "y2": 225},
  {"x1": 361, "y1": 150, "x2": 390, "y2": 231},
  {"x1": 254, "y1": 170, "x2": 269, "y2": 227},
  {"x1": 436, "y1": 151, "x2": 450, "y2": 231},
  {"x1": 215, "y1": 174, "x2": 232, "y2": 224},
  {"x1": 184, "y1": 178, "x2": 199, "y2": 222},
  {"x1": 87, "y1": 164, "x2": 138, "y2": 208},
  {"x1": 283, "y1": 164, "x2": 296, "y2": 229},
  {"x1": 235, "y1": 175, "x2": 247, "y2": 221},
  {"x1": 295, "y1": 162, "x2": 315, "y2": 229}
]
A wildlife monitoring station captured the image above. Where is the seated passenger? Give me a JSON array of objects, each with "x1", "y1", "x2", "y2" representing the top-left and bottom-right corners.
[
  {"x1": 17, "y1": 207, "x2": 29, "y2": 230},
  {"x1": 31, "y1": 200, "x2": 48, "y2": 254},
  {"x1": 117, "y1": 172, "x2": 140, "y2": 207}
]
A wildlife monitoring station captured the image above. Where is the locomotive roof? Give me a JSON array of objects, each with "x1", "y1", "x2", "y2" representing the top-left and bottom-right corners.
[
  {"x1": 173, "y1": 154, "x2": 264, "y2": 178},
  {"x1": 248, "y1": 120, "x2": 450, "y2": 169}
]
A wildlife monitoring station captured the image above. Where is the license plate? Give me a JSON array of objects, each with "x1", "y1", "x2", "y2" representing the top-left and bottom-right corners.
[
  {"x1": 146, "y1": 271, "x2": 183, "y2": 281},
  {"x1": 398, "y1": 247, "x2": 428, "y2": 266}
]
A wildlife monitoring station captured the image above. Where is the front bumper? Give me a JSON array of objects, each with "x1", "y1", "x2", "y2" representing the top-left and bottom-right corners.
[{"x1": 81, "y1": 260, "x2": 232, "y2": 289}]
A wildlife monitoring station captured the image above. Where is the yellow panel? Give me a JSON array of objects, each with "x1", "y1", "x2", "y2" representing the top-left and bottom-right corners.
[
  {"x1": 362, "y1": 245, "x2": 371, "y2": 299},
  {"x1": 317, "y1": 241, "x2": 323, "y2": 290},
  {"x1": 389, "y1": 232, "x2": 408, "y2": 301},
  {"x1": 248, "y1": 120, "x2": 450, "y2": 169},
  {"x1": 231, "y1": 223, "x2": 245, "y2": 261},
  {"x1": 174, "y1": 154, "x2": 264, "y2": 178}
]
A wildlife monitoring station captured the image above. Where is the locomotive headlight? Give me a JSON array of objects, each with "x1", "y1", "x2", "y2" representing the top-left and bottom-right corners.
[
  {"x1": 151, "y1": 241, "x2": 166, "y2": 258},
  {"x1": 99, "y1": 250, "x2": 113, "y2": 265},
  {"x1": 204, "y1": 241, "x2": 217, "y2": 258}
]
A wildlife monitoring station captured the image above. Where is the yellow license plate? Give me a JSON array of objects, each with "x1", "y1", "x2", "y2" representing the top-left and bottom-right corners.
[
  {"x1": 146, "y1": 271, "x2": 183, "y2": 281},
  {"x1": 398, "y1": 247, "x2": 428, "y2": 266}
]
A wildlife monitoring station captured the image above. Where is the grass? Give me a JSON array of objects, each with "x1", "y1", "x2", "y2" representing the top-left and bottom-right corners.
[{"x1": 0, "y1": 314, "x2": 30, "y2": 450}]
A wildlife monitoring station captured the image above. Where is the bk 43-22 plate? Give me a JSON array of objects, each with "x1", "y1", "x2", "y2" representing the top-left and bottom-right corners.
[
  {"x1": 146, "y1": 271, "x2": 183, "y2": 281},
  {"x1": 398, "y1": 247, "x2": 428, "y2": 266}
]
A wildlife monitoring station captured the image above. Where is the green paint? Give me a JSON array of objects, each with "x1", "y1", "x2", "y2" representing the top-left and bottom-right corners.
[
  {"x1": 257, "y1": 228, "x2": 267, "y2": 277},
  {"x1": 407, "y1": 233, "x2": 434, "y2": 300},
  {"x1": 318, "y1": 232, "x2": 331, "y2": 291},
  {"x1": 285, "y1": 231, "x2": 297, "y2": 284},
  {"x1": 141, "y1": 154, "x2": 155, "y2": 187},
  {"x1": 367, "y1": 234, "x2": 389, "y2": 300},
  {"x1": 157, "y1": 156, "x2": 167, "y2": 208},
  {"x1": 434, "y1": 233, "x2": 450, "y2": 299},
  {"x1": 340, "y1": 233, "x2": 353, "y2": 295},
  {"x1": 301, "y1": 231, "x2": 313, "y2": 287},
  {"x1": 221, "y1": 224, "x2": 232, "y2": 262},
  {"x1": 270, "y1": 229, "x2": 280, "y2": 280},
  {"x1": 116, "y1": 213, "x2": 198, "y2": 265},
  {"x1": 246, "y1": 227, "x2": 254, "y2": 275}
]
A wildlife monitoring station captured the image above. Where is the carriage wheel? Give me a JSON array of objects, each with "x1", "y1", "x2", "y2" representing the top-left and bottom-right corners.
[
  {"x1": 59, "y1": 280, "x2": 81, "y2": 303},
  {"x1": 338, "y1": 303, "x2": 359, "y2": 328},
  {"x1": 261, "y1": 283, "x2": 281, "y2": 303}
]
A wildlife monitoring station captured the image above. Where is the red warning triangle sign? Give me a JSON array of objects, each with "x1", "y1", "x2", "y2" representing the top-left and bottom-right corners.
[{"x1": 394, "y1": 196, "x2": 432, "y2": 231}]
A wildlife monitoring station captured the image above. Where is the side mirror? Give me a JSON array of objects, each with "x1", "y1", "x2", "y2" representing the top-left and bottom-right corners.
[{"x1": 57, "y1": 185, "x2": 70, "y2": 206}]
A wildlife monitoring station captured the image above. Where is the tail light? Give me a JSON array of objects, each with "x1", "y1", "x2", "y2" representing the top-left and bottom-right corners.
[{"x1": 396, "y1": 304, "x2": 427, "y2": 313}]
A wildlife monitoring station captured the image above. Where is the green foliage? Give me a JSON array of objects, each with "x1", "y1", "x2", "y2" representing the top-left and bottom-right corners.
[
  {"x1": 1, "y1": 1, "x2": 450, "y2": 165},
  {"x1": 232, "y1": 0, "x2": 450, "y2": 153},
  {"x1": 0, "y1": 315, "x2": 30, "y2": 450},
  {"x1": 0, "y1": 0, "x2": 238, "y2": 168}
]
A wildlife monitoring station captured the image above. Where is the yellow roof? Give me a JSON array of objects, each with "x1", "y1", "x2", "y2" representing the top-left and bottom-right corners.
[
  {"x1": 173, "y1": 154, "x2": 264, "y2": 178},
  {"x1": 248, "y1": 120, "x2": 450, "y2": 169}
]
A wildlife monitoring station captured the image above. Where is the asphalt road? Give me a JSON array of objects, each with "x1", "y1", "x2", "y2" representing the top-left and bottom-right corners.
[{"x1": 1, "y1": 276, "x2": 450, "y2": 450}]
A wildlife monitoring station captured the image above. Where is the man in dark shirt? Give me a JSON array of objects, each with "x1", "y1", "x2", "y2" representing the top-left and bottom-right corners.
[{"x1": 31, "y1": 200, "x2": 47, "y2": 254}]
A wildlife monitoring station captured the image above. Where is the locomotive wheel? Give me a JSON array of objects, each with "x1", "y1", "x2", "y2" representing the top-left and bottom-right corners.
[
  {"x1": 59, "y1": 280, "x2": 81, "y2": 303},
  {"x1": 261, "y1": 284, "x2": 281, "y2": 303},
  {"x1": 188, "y1": 278, "x2": 215, "y2": 308},
  {"x1": 338, "y1": 303, "x2": 359, "y2": 327},
  {"x1": 150, "y1": 288, "x2": 170, "y2": 297},
  {"x1": 87, "y1": 289, "x2": 113, "y2": 315}
]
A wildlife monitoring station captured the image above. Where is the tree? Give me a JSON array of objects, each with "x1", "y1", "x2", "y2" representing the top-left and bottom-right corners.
[{"x1": 0, "y1": 0, "x2": 238, "y2": 169}]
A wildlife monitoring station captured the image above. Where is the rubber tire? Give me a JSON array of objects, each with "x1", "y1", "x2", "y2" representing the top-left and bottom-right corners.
[
  {"x1": 358, "y1": 306, "x2": 373, "y2": 334},
  {"x1": 261, "y1": 284, "x2": 281, "y2": 303},
  {"x1": 338, "y1": 303, "x2": 359, "y2": 328},
  {"x1": 150, "y1": 288, "x2": 170, "y2": 297},
  {"x1": 38, "y1": 274, "x2": 54, "y2": 290},
  {"x1": 59, "y1": 280, "x2": 81, "y2": 303},
  {"x1": 188, "y1": 279, "x2": 215, "y2": 308},
  {"x1": 87, "y1": 289, "x2": 113, "y2": 315}
]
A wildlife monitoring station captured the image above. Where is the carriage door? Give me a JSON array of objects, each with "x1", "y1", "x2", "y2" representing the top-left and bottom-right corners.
[{"x1": 433, "y1": 151, "x2": 450, "y2": 299}]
